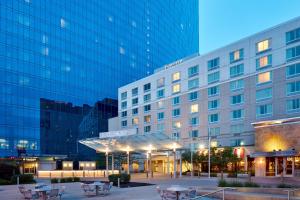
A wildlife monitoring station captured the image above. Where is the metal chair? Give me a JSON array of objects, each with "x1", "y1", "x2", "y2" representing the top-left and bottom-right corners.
[
  {"x1": 18, "y1": 185, "x2": 26, "y2": 195},
  {"x1": 81, "y1": 184, "x2": 95, "y2": 196},
  {"x1": 180, "y1": 189, "x2": 197, "y2": 199},
  {"x1": 156, "y1": 186, "x2": 164, "y2": 200},
  {"x1": 23, "y1": 189, "x2": 39, "y2": 200},
  {"x1": 47, "y1": 188, "x2": 59, "y2": 200},
  {"x1": 58, "y1": 186, "x2": 66, "y2": 200},
  {"x1": 162, "y1": 190, "x2": 177, "y2": 200}
]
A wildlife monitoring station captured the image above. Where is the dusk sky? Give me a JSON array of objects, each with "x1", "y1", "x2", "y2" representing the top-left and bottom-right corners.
[{"x1": 199, "y1": 0, "x2": 300, "y2": 54}]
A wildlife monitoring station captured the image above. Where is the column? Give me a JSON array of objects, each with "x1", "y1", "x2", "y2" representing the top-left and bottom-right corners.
[
  {"x1": 275, "y1": 158, "x2": 278, "y2": 176},
  {"x1": 292, "y1": 157, "x2": 295, "y2": 177},
  {"x1": 111, "y1": 153, "x2": 114, "y2": 174},
  {"x1": 191, "y1": 150, "x2": 193, "y2": 177},
  {"x1": 173, "y1": 150, "x2": 176, "y2": 178},
  {"x1": 167, "y1": 151, "x2": 170, "y2": 175},
  {"x1": 127, "y1": 151, "x2": 130, "y2": 174},
  {"x1": 105, "y1": 152, "x2": 109, "y2": 177},
  {"x1": 149, "y1": 152, "x2": 153, "y2": 178},
  {"x1": 179, "y1": 151, "x2": 182, "y2": 178},
  {"x1": 146, "y1": 153, "x2": 149, "y2": 177}
]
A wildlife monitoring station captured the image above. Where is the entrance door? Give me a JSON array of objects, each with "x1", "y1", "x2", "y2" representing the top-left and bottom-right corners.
[
  {"x1": 286, "y1": 157, "x2": 293, "y2": 176},
  {"x1": 277, "y1": 157, "x2": 284, "y2": 176}
]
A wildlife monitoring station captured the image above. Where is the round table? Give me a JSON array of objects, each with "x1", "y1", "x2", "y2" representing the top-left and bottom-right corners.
[
  {"x1": 34, "y1": 186, "x2": 51, "y2": 200},
  {"x1": 90, "y1": 182, "x2": 104, "y2": 195},
  {"x1": 166, "y1": 186, "x2": 189, "y2": 200}
]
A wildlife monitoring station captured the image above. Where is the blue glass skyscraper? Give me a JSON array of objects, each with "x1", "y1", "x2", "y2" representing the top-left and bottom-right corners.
[{"x1": 0, "y1": 0, "x2": 199, "y2": 156}]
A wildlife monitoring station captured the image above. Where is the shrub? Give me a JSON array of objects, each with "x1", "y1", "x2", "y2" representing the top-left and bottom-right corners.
[
  {"x1": 108, "y1": 173, "x2": 131, "y2": 185},
  {"x1": 0, "y1": 178, "x2": 11, "y2": 185},
  {"x1": 218, "y1": 179, "x2": 227, "y2": 187},
  {"x1": 60, "y1": 178, "x2": 66, "y2": 183},
  {"x1": 210, "y1": 173, "x2": 217, "y2": 177},
  {"x1": 230, "y1": 181, "x2": 243, "y2": 187},
  {"x1": 73, "y1": 177, "x2": 80, "y2": 182},
  {"x1": 51, "y1": 178, "x2": 58, "y2": 184},
  {"x1": 11, "y1": 174, "x2": 36, "y2": 184},
  {"x1": 244, "y1": 182, "x2": 260, "y2": 187},
  {"x1": 66, "y1": 177, "x2": 73, "y2": 182},
  {"x1": 277, "y1": 183, "x2": 293, "y2": 188},
  {"x1": 227, "y1": 172, "x2": 237, "y2": 178}
]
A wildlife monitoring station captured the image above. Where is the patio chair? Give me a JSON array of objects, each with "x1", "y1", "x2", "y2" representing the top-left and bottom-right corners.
[
  {"x1": 58, "y1": 186, "x2": 66, "y2": 200},
  {"x1": 156, "y1": 186, "x2": 164, "y2": 200},
  {"x1": 162, "y1": 190, "x2": 177, "y2": 200},
  {"x1": 47, "y1": 188, "x2": 59, "y2": 200},
  {"x1": 180, "y1": 189, "x2": 197, "y2": 200},
  {"x1": 18, "y1": 185, "x2": 26, "y2": 195},
  {"x1": 23, "y1": 189, "x2": 39, "y2": 200},
  {"x1": 98, "y1": 182, "x2": 113, "y2": 196},
  {"x1": 82, "y1": 184, "x2": 95, "y2": 196}
]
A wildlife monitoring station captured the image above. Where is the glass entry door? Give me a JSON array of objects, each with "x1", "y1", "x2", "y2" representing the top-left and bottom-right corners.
[
  {"x1": 276, "y1": 157, "x2": 284, "y2": 176},
  {"x1": 286, "y1": 157, "x2": 293, "y2": 176}
]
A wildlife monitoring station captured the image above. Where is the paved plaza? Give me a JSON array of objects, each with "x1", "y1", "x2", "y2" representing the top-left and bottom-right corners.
[{"x1": 1, "y1": 174, "x2": 300, "y2": 200}]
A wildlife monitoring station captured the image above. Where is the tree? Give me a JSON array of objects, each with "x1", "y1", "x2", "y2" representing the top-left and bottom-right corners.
[
  {"x1": 210, "y1": 147, "x2": 241, "y2": 180},
  {"x1": 182, "y1": 150, "x2": 208, "y2": 174}
]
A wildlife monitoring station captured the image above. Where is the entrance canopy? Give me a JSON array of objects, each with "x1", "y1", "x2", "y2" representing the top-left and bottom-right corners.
[{"x1": 79, "y1": 129, "x2": 183, "y2": 153}]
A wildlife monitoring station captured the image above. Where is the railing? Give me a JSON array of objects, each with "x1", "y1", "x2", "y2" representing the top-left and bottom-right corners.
[
  {"x1": 284, "y1": 188, "x2": 300, "y2": 200},
  {"x1": 191, "y1": 187, "x2": 236, "y2": 200},
  {"x1": 37, "y1": 170, "x2": 119, "y2": 178}
]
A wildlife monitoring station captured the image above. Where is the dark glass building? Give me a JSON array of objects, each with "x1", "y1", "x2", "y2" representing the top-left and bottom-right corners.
[{"x1": 0, "y1": 0, "x2": 199, "y2": 156}]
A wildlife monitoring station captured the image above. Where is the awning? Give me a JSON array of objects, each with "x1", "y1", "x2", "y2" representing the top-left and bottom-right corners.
[
  {"x1": 79, "y1": 129, "x2": 183, "y2": 153},
  {"x1": 250, "y1": 150, "x2": 298, "y2": 158}
]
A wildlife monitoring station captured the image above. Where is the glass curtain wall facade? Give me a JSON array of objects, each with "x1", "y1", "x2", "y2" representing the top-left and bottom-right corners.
[{"x1": 0, "y1": 0, "x2": 199, "y2": 156}]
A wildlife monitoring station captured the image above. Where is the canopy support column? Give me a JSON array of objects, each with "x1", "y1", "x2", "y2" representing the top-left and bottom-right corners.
[
  {"x1": 191, "y1": 149, "x2": 193, "y2": 177},
  {"x1": 179, "y1": 151, "x2": 182, "y2": 178},
  {"x1": 111, "y1": 153, "x2": 114, "y2": 174},
  {"x1": 173, "y1": 150, "x2": 176, "y2": 178},
  {"x1": 127, "y1": 151, "x2": 130, "y2": 174},
  {"x1": 105, "y1": 152, "x2": 109, "y2": 177},
  {"x1": 167, "y1": 151, "x2": 170, "y2": 175},
  {"x1": 149, "y1": 152, "x2": 153, "y2": 178}
]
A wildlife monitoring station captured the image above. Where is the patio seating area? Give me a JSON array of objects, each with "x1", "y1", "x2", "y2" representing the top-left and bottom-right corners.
[
  {"x1": 18, "y1": 184, "x2": 65, "y2": 200},
  {"x1": 81, "y1": 181, "x2": 113, "y2": 196}
]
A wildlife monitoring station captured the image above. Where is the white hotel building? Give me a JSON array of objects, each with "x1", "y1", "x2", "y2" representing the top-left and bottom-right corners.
[{"x1": 82, "y1": 17, "x2": 300, "y2": 177}]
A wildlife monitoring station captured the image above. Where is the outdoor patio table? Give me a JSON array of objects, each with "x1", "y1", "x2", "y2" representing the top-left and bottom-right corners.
[
  {"x1": 166, "y1": 186, "x2": 189, "y2": 200},
  {"x1": 34, "y1": 185, "x2": 51, "y2": 200},
  {"x1": 90, "y1": 182, "x2": 104, "y2": 195}
]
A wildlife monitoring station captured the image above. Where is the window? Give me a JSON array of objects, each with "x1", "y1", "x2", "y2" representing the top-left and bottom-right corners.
[
  {"x1": 256, "y1": 88, "x2": 272, "y2": 101},
  {"x1": 132, "y1": 108, "x2": 138, "y2": 115},
  {"x1": 256, "y1": 104, "x2": 272, "y2": 117},
  {"x1": 208, "y1": 86, "x2": 219, "y2": 96},
  {"x1": 256, "y1": 55, "x2": 272, "y2": 69},
  {"x1": 189, "y1": 130, "x2": 199, "y2": 138},
  {"x1": 132, "y1": 87, "x2": 138, "y2": 96},
  {"x1": 188, "y1": 65, "x2": 199, "y2": 77},
  {"x1": 172, "y1": 84, "x2": 180, "y2": 94},
  {"x1": 172, "y1": 72, "x2": 180, "y2": 82},
  {"x1": 157, "y1": 78, "x2": 165, "y2": 88},
  {"x1": 172, "y1": 132, "x2": 180, "y2": 140},
  {"x1": 173, "y1": 121, "x2": 181, "y2": 129},
  {"x1": 286, "y1": 45, "x2": 300, "y2": 61},
  {"x1": 287, "y1": 81, "x2": 300, "y2": 95},
  {"x1": 190, "y1": 117, "x2": 199, "y2": 126},
  {"x1": 144, "y1": 115, "x2": 151, "y2": 123},
  {"x1": 286, "y1": 27, "x2": 300, "y2": 44},
  {"x1": 157, "y1": 123, "x2": 165, "y2": 133},
  {"x1": 286, "y1": 63, "x2": 300, "y2": 78},
  {"x1": 144, "y1": 83, "x2": 151, "y2": 92},
  {"x1": 188, "y1": 78, "x2": 199, "y2": 90},
  {"x1": 144, "y1": 94, "x2": 151, "y2": 102},
  {"x1": 230, "y1": 64, "x2": 244, "y2": 78},
  {"x1": 208, "y1": 71, "x2": 220, "y2": 84},
  {"x1": 157, "y1": 112, "x2": 164, "y2": 120},
  {"x1": 209, "y1": 113, "x2": 219, "y2": 123},
  {"x1": 208, "y1": 127, "x2": 220, "y2": 136},
  {"x1": 121, "y1": 101, "x2": 127, "y2": 109},
  {"x1": 207, "y1": 57, "x2": 220, "y2": 71},
  {"x1": 230, "y1": 49, "x2": 244, "y2": 63},
  {"x1": 256, "y1": 39, "x2": 270, "y2": 53},
  {"x1": 121, "y1": 111, "x2": 127, "y2": 117},
  {"x1": 231, "y1": 109, "x2": 244, "y2": 120},
  {"x1": 121, "y1": 92, "x2": 127, "y2": 100},
  {"x1": 230, "y1": 79, "x2": 244, "y2": 91},
  {"x1": 190, "y1": 104, "x2": 199, "y2": 113},
  {"x1": 144, "y1": 104, "x2": 151, "y2": 112},
  {"x1": 287, "y1": 99, "x2": 300, "y2": 112},
  {"x1": 230, "y1": 124, "x2": 244, "y2": 134},
  {"x1": 121, "y1": 120, "x2": 127, "y2": 127},
  {"x1": 172, "y1": 108, "x2": 180, "y2": 117},
  {"x1": 144, "y1": 125, "x2": 151, "y2": 133},
  {"x1": 132, "y1": 98, "x2": 138, "y2": 106},
  {"x1": 132, "y1": 117, "x2": 139, "y2": 125},
  {"x1": 157, "y1": 101, "x2": 164, "y2": 109},
  {"x1": 157, "y1": 89, "x2": 165, "y2": 99},
  {"x1": 188, "y1": 91, "x2": 198, "y2": 101},
  {"x1": 208, "y1": 99, "x2": 219, "y2": 110},
  {"x1": 172, "y1": 96, "x2": 180, "y2": 105},
  {"x1": 257, "y1": 71, "x2": 272, "y2": 84},
  {"x1": 231, "y1": 94, "x2": 244, "y2": 105},
  {"x1": 230, "y1": 139, "x2": 244, "y2": 147}
]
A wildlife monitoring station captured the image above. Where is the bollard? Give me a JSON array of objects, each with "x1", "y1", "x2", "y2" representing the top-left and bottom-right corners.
[
  {"x1": 17, "y1": 176, "x2": 19, "y2": 185},
  {"x1": 118, "y1": 178, "x2": 120, "y2": 188}
]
